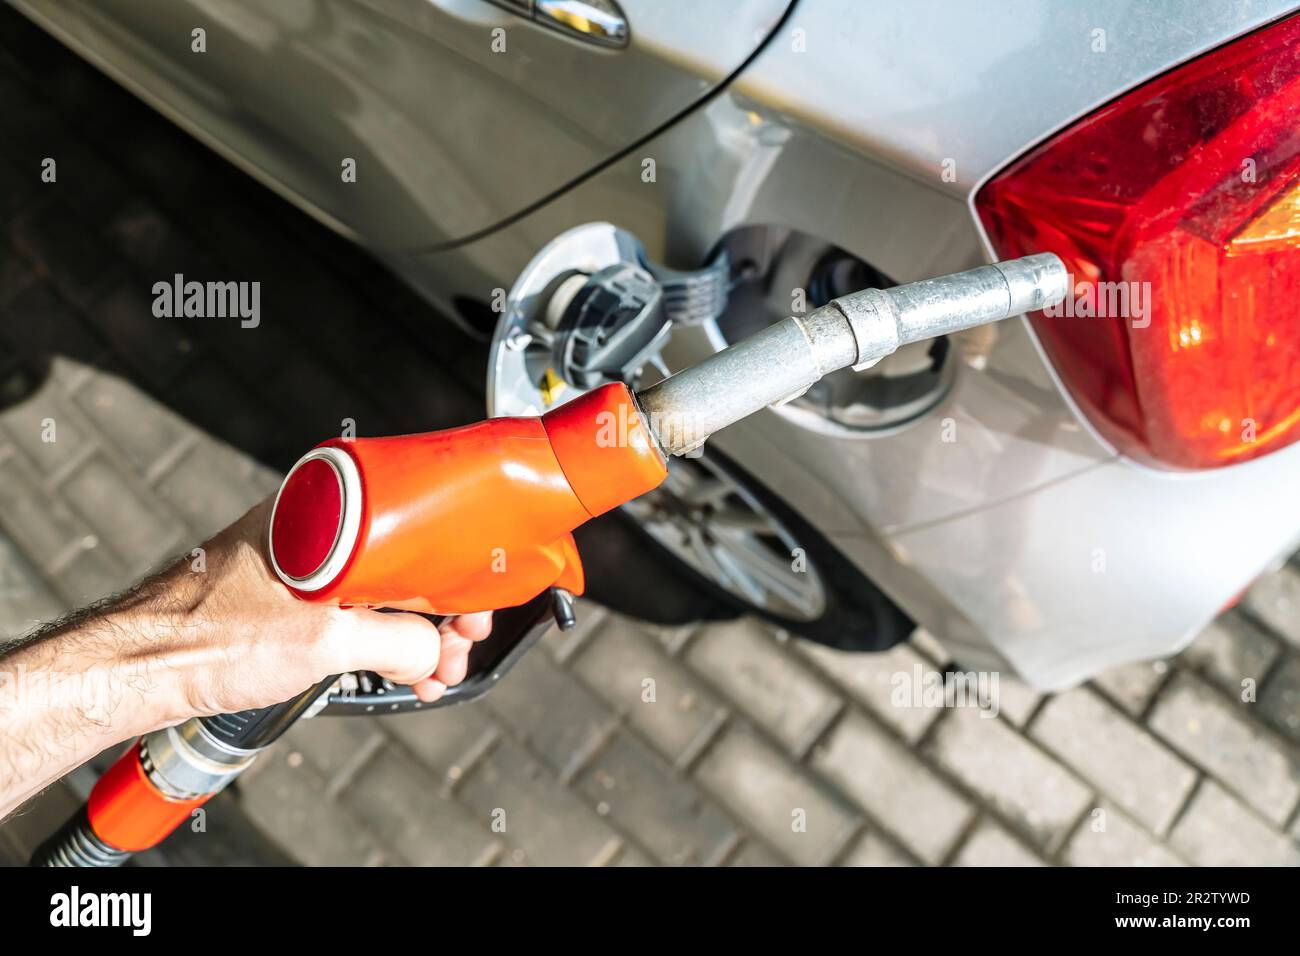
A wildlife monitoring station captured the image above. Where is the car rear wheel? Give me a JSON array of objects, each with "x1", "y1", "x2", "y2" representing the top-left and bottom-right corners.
[{"x1": 621, "y1": 451, "x2": 913, "y2": 653}]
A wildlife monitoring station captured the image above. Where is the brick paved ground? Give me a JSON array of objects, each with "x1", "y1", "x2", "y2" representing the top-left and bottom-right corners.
[{"x1": 2, "y1": 6, "x2": 1300, "y2": 867}]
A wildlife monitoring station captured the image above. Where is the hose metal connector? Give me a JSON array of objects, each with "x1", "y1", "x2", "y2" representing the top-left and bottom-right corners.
[{"x1": 142, "y1": 719, "x2": 260, "y2": 799}]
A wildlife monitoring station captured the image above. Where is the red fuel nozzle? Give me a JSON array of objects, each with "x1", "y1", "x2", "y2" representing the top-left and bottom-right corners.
[{"x1": 267, "y1": 382, "x2": 667, "y2": 615}]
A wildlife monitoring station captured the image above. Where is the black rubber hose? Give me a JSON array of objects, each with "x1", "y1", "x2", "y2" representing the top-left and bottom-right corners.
[{"x1": 31, "y1": 805, "x2": 131, "y2": 868}]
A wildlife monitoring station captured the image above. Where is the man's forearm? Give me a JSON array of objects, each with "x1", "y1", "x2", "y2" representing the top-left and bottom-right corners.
[
  {"x1": 0, "y1": 595, "x2": 189, "y2": 819},
  {"x1": 0, "y1": 498, "x2": 486, "y2": 825}
]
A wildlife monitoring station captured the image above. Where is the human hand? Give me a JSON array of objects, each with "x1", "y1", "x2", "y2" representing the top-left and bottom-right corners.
[{"x1": 136, "y1": 497, "x2": 494, "y2": 719}]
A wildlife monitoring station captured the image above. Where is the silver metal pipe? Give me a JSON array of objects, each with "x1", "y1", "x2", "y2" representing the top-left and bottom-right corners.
[
  {"x1": 637, "y1": 253, "x2": 1067, "y2": 456},
  {"x1": 141, "y1": 720, "x2": 260, "y2": 799}
]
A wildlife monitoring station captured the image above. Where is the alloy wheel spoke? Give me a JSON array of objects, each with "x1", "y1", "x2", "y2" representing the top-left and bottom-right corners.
[
  {"x1": 705, "y1": 506, "x2": 772, "y2": 534},
  {"x1": 676, "y1": 476, "x2": 731, "y2": 507},
  {"x1": 622, "y1": 458, "x2": 826, "y2": 621},
  {"x1": 711, "y1": 531, "x2": 819, "y2": 617}
]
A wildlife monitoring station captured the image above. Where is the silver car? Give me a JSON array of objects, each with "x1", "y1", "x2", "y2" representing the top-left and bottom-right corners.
[{"x1": 19, "y1": 0, "x2": 1300, "y2": 689}]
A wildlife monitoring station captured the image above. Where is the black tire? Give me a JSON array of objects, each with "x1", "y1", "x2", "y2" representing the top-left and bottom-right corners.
[{"x1": 573, "y1": 512, "x2": 738, "y2": 627}]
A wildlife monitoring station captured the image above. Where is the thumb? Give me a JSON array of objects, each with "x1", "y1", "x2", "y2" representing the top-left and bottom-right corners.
[{"x1": 321, "y1": 608, "x2": 442, "y2": 686}]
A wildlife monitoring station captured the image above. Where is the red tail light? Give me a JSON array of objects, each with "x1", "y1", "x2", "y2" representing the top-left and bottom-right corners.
[{"x1": 977, "y1": 14, "x2": 1300, "y2": 469}]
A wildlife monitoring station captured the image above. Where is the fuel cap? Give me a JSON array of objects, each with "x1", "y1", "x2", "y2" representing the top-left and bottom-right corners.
[{"x1": 268, "y1": 446, "x2": 362, "y2": 592}]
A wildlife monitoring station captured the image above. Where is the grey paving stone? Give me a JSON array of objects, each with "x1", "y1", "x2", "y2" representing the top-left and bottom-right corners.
[
  {"x1": 644, "y1": 620, "x2": 697, "y2": 654},
  {"x1": 1169, "y1": 781, "x2": 1300, "y2": 867},
  {"x1": 1063, "y1": 802, "x2": 1184, "y2": 867},
  {"x1": 46, "y1": 541, "x2": 125, "y2": 607},
  {"x1": 924, "y1": 706, "x2": 1092, "y2": 850},
  {"x1": 0, "y1": 451, "x2": 111, "y2": 575},
  {"x1": 457, "y1": 737, "x2": 624, "y2": 866},
  {"x1": 1179, "y1": 612, "x2": 1281, "y2": 699},
  {"x1": 798, "y1": 639, "x2": 942, "y2": 743},
  {"x1": 0, "y1": 532, "x2": 63, "y2": 639},
  {"x1": 1148, "y1": 673, "x2": 1300, "y2": 826},
  {"x1": 839, "y1": 829, "x2": 914, "y2": 866},
  {"x1": 686, "y1": 617, "x2": 841, "y2": 755},
  {"x1": 571, "y1": 619, "x2": 727, "y2": 767},
  {"x1": 239, "y1": 749, "x2": 393, "y2": 867},
  {"x1": 0, "y1": 779, "x2": 83, "y2": 865},
  {"x1": 337, "y1": 744, "x2": 500, "y2": 866},
  {"x1": 910, "y1": 628, "x2": 951, "y2": 665},
  {"x1": 1259, "y1": 653, "x2": 1300, "y2": 744},
  {"x1": 693, "y1": 723, "x2": 858, "y2": 866},
  {"x1": 247, "y1": 462, "x2": 285, "y2": 499},
  {"x1": 282, "y1": 713, "x2": 386, "y2": 784},
  {"x1": 990, "y1": 673, "x2": 1042, "y2": 727},
  {"x1": 153, "y1": 438, "x2": 264, "y2": 539},
  {"x1": 46, "y1": 355, "x2": 94, "y2": 393},
  {"x1": 725, "y1": 839, "x2": 784, "y2": 866},
  {"x1": 58, "y1": 452, "x2": 186, "y2": 574},
  {"x1": 1030, "y1": 686, "x2": 1196, "y2": 835},
  {"x1": 611, "y1": 844, "x2": 657, "y2": 866},
  {"x1": 576, "y1": 731, "x2": 738, "y2": 865},
  {"x1": 485, "y1": 648, "x2": 615, "y2": 780},
  {"x1": 952, "y1": 819, "x2": 1045, "y2": 867},
  {"x1": 1241, "y1": 563, "x2": 1300, "y2": 649},
  {"x1": 537, "y1": 597, "x2": 607, "y2": 664},
  {"x1": 810, "y1": 710, "x2": 972, "y2": 864},
  {"x1": 0, "y1": 380, "x2": 96, "y2": 477},
  {"x1": 73, "y1": 366, "x2": 193, "y2": 476},
  {"x1": 381, "y1": 698, "x2": 499, "y2": 780},
  {"x1": 1091, "y1": 658, "x2": 1169, "y2": 716}
]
